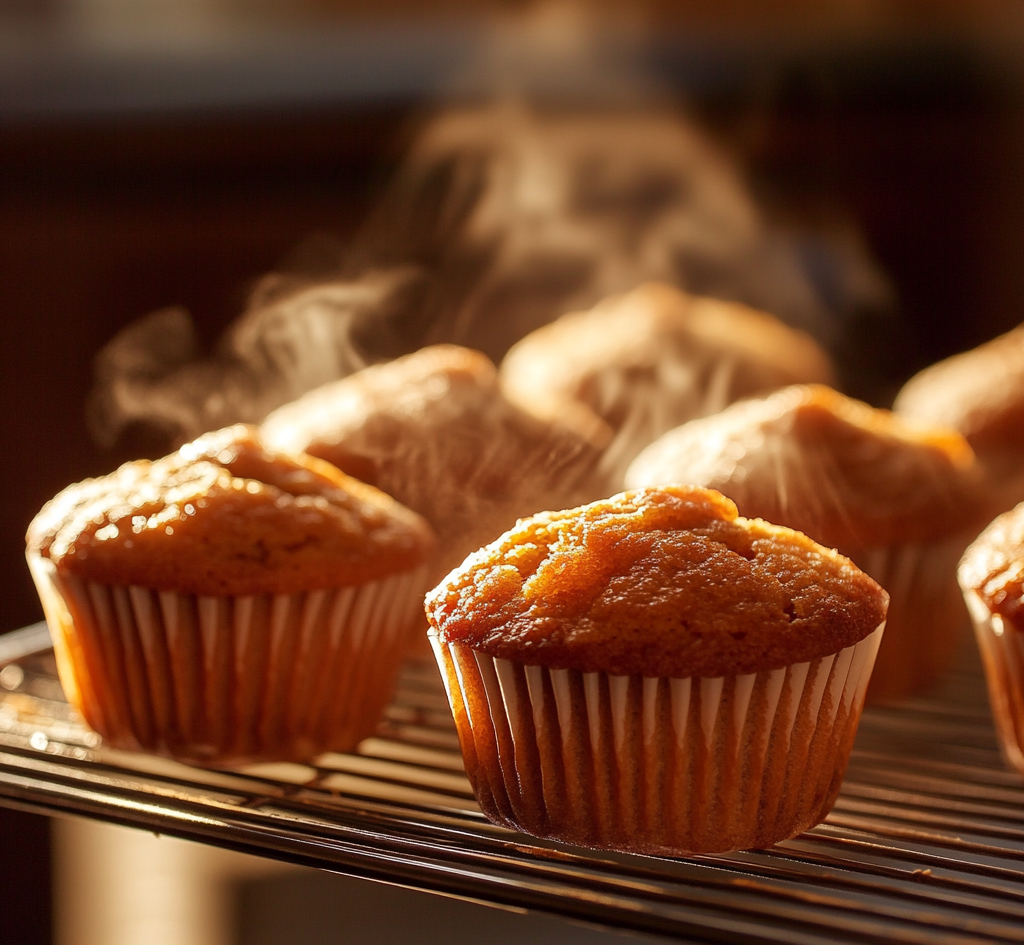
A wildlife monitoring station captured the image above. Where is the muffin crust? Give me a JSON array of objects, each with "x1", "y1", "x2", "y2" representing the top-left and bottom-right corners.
[
  {"x1": 959, "y1": 504, "x2": 1024, "y2": 634},
  {"x1": 626, "y1": 384, "x2": 983, "y2": 548},
  {"x1": 895, "y1": 322, "x2": 1024, "y2": 457},
  {"x1": 500, "y1": 282, "x2": 833, "y2": 452},
  {"x1": 425, "y1": 485, "x2": 887, "y2": 678},
  {"x1": 261, "y1": 344, "x2": 496, "y2": 476},
  {"x1": 262, "y1": 344, "x2": 605, "y2": 575},
  {"x1": 27, "y1": 425, "x2": 434, "y2": 595}
]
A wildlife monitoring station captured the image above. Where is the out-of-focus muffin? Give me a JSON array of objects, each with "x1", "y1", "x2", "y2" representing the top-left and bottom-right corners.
[
  {"x1": 426, "y1": 485, "x2": 887, "y2": 855},
  {"x1": 262, "y1": 344, "x2": 607, "y2": 579},
  {"x1": 26, "y1": 424, "x2": 435, "y2": 764},
  {"x1": 894, "y1": 323, "x2": 1024, "y2": 512},
  {"x1": 959, "y1": 504, "x2": 1024, "y2": 774},
  {"x1": 626, "y1": 385, "x2": 987, "y2": 701},
  {"x1": 499, "y1": 282, "x2": 834, "y2": 484}
]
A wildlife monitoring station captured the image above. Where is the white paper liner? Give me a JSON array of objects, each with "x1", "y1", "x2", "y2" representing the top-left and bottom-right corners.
[
  {"x1": 431, "y1": 623, "x2": 883, "y2": 855},
  {"x1": 964, "y1": 590, "x2": 1024, "y2": 774},
  {"x1": 27, "y1": 551, "x2": 428, "y2": 764},
  {"x1": 850, "y1": 533, "x2": 971, "y2": 702}
]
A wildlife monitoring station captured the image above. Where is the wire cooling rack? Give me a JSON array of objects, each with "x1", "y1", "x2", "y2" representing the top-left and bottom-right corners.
[{"x1": 1, "y1": 621, "x2": 1023, "y2": 944}]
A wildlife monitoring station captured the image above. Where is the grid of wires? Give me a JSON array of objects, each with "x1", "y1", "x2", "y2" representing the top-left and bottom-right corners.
[{"x1": 0, "y1": 627, "x2": 1022, "y2": 944}]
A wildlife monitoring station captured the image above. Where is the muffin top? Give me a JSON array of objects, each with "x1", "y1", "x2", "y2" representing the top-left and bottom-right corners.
[
  {"x1": 894, "y1": 322, "x2": 1024, "y2": 459},
  {"x1": 261, "y1": 344, "x2": 496, "y2": 482},
  {"x1": 425, "y1": 485, "x2": 887, "y2": 678},
  {"x1": 262, "y1": 344, "x2": 605, "y2": 575},
  {"x1": 959, "y1": 503, "x2": 1024, "y2": 633},
  {"x1": 27, "y1": 425, "x2": 435, "y2": 595},
  {"x1": 625, "y1": 385, "x2": 984, "y2": 549},
  {"x1": 499, "y1": 282, "x2": 833, "y2": 459}
]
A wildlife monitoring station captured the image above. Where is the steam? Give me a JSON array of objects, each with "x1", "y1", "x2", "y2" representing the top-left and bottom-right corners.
[
  {"x1": 348, "y1": 102, "x2": 839, "y2": 361},
  {"x1": 87, "y1": 7, "x2": 892, "y2": 450},
  {"x1": 88, "y1": 267, "x2": 432, "y2": 448}
]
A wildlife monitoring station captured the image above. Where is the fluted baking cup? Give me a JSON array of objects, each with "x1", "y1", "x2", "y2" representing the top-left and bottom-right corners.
[
  {"x1": 851, "y1": 533, "x2": 971, "y2": 702},
  {"x1": 964, "y1": 590, "x2": 1024, "y2": 774},
  {"x1": 430, "y1": 623, "x2": 883, "y2": 855},
  {"x1": 27, "y1": 551, "x2": 428, "y2": 764}
]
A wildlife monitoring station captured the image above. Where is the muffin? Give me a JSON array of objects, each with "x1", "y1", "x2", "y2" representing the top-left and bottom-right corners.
[
  {"x1": 499, "y1": 282, "x2": 834, "y2": 484},
  {"x1": 894, "y1": 323, "x2": 1024, "y2": 513},
  {"x1": 26, "y1": 424, "x2": 435, "y2": 764},
  {"x1": 959, "y1": 504, "x2": 1024, "y2": 774},
  {"x1": 262, "y1": 344, "x2": 606, "y2": 580},
  {"x1": 425, "y1": 485, "x2": 887, "y2": 856},
  {"x1": 626, "y1": 385, "x2": 987, "y2": 701}
]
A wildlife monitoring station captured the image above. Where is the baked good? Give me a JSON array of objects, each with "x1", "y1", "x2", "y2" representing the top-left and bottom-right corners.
[
  {"x1": 262, "y1": 344, "x2": 606, "y2": 579},
  {"x1": 626, "y1": 384, "x2": 986, "y2": 701},
  {"x1": 26, "y1": 424, "x2": 435, "y2": 764},
  {"x1": 959, "y1": 504, "x2": 1024, "y2": 773},
  {"x1": 894, "y1": 323, "x2": 1024, "y2": 512},
  {"x1": 499, "y1": 282, "x2": 834, "y2": 484},
  {"x1": 425, "y1": 485, "x2": 887, "y2": 855}
]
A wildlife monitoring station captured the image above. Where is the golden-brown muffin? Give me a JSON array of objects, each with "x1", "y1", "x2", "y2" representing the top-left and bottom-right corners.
[
  {"x1": 959, "y1": 504, "x2": 1024, "y2": 774},
  {"x1": 895, "y1": 323, "x2": 1024, "y2": 458},
  {"x1": 895, "y1": 323, "x2": 1024, "y2": 512},
  {"x1": 960, "y1": 505, "x2": 1024, "y2": 633},
  {"x1": 499, "y1": 282, "x2": 834, "y2": 483},
  {"x1": 262, "y1": 344, "x2": 607, "y2": 578},
  {"x1": 27, "y1": 425, "x2": 435, "y2": 764},
  {"x1": 626, "y1": 385, "x2": 987, "y2": 701},
  {"x1": 29, "y1": 425, "x2": 434, "y2": 595},
  {"x1": 426, "y1": 485, "x2": 887, "y2": 855}
]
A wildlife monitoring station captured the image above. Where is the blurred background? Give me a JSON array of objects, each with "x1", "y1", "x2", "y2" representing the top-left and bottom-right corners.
[{"x1": 4, "y1": 0, "x2": 1024, "y2": 941}]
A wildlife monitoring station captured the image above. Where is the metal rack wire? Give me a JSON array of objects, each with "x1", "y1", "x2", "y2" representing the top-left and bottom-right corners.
[{"x1": 1, "y1": 622, "x2": 1022, "y2": 944}]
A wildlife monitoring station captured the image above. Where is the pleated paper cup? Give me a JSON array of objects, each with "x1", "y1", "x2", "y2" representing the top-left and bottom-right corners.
[
  {"x1": 850, "y1": 532, "x2": 972, "y2": 702},
  {"x1": 430, "y1": 623, "x2": 883, "y2": 856},
  {"x1": 964, "y1": 590, "x2": 1024, "y2": 774},
  {"x1": 27, "y1": 550, "x2": 428, "y2": 764}
]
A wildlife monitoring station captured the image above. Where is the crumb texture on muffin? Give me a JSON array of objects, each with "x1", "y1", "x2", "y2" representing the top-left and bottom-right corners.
[
  {"x1": 959, "y1": 503, "x2": 1024, "y2": 633},
  {"x1": 27, "y1": 425, "x2": 434, "y2": 596},
  {"x1": 626, "y1": 384, "x2": 983, "y2": 548},
  {"x1": 425, "y1": 485, "x2": 887, "y2": 678}
]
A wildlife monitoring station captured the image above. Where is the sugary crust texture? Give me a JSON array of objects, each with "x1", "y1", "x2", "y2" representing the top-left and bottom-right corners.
[
  {"x1": 959, "y1": 503, "x2": 1024, "y2": 633},
  {"x1": 262, "y1": 344, "x2": 606, "y2": 575},
  {"x1": 626, "y1": 384, "x2": 985, "y2": 548},
  {"x1": 499, "y1": 282, "x2": 834, "y2": 449},
  {"x1": 27, "y1": 425, "x2": 435, "y2": 595},
  {"x1": 425, "y1": 486, "x2": 888, "y2": 678},
  {"x1": 895, "y1": 322, "x2": 1024, "y2": 458}
]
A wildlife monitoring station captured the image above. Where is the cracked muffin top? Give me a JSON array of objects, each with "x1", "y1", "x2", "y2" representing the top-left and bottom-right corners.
[
  {"x1": 262, "y1": 344, "x2": 605, "y2": 577},
  {"x1": 626, "y1": 385, "x2": 984, "y2": 549},
  {"x1": 424, "y1": 485, "x2": 887, "y2": 678},
  {"x1": 27, "y1": 425, "x2": 435, "y2": 596},
  {"x1": 959, "y1": 503, "x2": 1024, "y2": 633}
]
